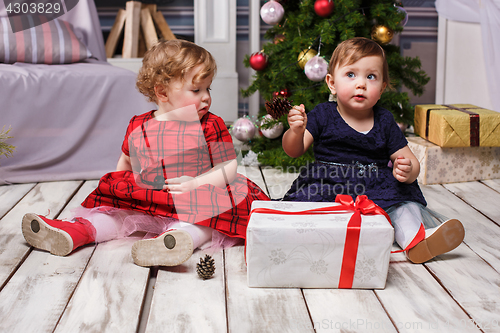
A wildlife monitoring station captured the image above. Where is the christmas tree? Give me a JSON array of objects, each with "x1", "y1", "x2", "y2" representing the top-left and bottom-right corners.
[{"x1": 241, "y1": 0, "x2": 430, "y2": 168}]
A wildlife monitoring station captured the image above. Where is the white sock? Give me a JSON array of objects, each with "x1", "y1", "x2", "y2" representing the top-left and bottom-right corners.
[
  {"x1": 389, "y1": 202, "x2": 425, "y2": 249},
  {"x1": 169, "y1": 222, "x2": 213, "y2": 249}
]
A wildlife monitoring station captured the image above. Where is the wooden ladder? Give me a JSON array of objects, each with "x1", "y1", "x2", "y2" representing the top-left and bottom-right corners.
[{"x1": 105, "y1": 1, "x2": 176, "y2": 59}]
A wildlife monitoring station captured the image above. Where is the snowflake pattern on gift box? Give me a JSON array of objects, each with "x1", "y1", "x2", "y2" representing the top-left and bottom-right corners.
[
  {"x1": 465, "y1": 166, "x2": 474, "y2": 175},
  {"x1": 451, "y1": 152, "x2": 467, "y2": 169},
  {"x1": 353, "y1": 258, "x2": 378, "y2": 283},
  {"x1": 270, "y1": 202, "x2": 295, "y2": 210},
  {"x1": 438, "y1": 168, "x2": 447, "y2": 179},
  {"x1": 266, "y1": 216, "x2": 286, "y2": 222},
  {"x1": 328, "y1": 216, "x2": 348, "y2": 223},
  {"x1": 310, "y1": 260, "x2": 328, "y2": 275},
  {"x1": 411, "y1": 145, "x2": 423, "y2": 159},
  {"x1": 292, "y1": 222, "x2": 317, "y2": 233},
  {"x1": 360, "y1": 219, "x2": 378, "y2": 228},
  {"x1": 427, "y1": 153, "x2": 440, "y2": 171},
  {"x1": 480, "y1": 150, "x2": 494, "y2": 167},
  {"x1": 269, "y1": 248, "x2": 287, "y2": 265},
  {"x1": 493, "y1": 164, "x2": 500, "y2": 174},
  {"x1": 279, "y1": 283, "x2": 298, "y2": 288}
]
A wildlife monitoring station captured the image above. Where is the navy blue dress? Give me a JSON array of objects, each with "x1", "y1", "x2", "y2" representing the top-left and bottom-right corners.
[{"x1": 282, "y1": 102, "x2": 426, "y2": 210}]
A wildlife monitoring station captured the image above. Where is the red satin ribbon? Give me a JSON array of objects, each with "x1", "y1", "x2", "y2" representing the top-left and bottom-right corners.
[
  {"x1": 390, "y1": 223, "x2": 425, "y2": 254},
  {"x1": 249, "y1": 195, "x2": 391, "y2": 289}
]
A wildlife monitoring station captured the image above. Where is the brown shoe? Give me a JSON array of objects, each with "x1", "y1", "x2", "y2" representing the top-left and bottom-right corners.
[
  {"x1": 406, "y1": 219, "x2": 465, "y2": 264},
  {"x1": 131, "y1": 229, "x2": 193, "y2": 267}
]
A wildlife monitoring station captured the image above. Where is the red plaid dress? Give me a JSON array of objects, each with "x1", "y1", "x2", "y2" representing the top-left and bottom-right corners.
[{"x1": 82, "y1": 111, "x2": 269, "y2": 238}]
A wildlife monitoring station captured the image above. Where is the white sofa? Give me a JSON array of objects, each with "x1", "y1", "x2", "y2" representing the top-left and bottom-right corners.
[{"x1": 0, "y1": 0, "x2": 156, "y2": 184}]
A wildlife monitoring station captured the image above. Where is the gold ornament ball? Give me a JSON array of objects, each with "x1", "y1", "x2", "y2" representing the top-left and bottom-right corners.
[
  {"x1": 371, "y1": 25, "x2": 394, "y2": 45},
  {"x1": 297, "y1": 49, "x2": 318, "y2": 69}
]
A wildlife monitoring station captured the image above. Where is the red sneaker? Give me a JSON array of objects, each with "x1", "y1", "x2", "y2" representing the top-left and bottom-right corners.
[
  {"x1": 131, "y1": 229, "x2": 193, "y2": 267},
  {"x1": 22, "y1": 213, "x2": 96, "y2": 256}
]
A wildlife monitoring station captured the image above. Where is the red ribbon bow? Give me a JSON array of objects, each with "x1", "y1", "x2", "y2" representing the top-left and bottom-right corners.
[{"x1": 249, "y1": 195, "x2": 391, "y2": 288}]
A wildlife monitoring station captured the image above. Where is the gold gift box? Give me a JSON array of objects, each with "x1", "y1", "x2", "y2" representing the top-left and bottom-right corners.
[{"x1": 414, "y1": 104, "x2": 500, "y2": 147}]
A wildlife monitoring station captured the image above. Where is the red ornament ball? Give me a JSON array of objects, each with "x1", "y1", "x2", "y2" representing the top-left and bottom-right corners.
[
  {"x1": 314, "y1": 0, "x2": 335, "y2": 18},
  {"x1": 249, "y1": 51, "x2": 268, "y2": 71}
]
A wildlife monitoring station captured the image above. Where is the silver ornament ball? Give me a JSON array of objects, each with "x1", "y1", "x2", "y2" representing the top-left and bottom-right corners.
[
  {"x1": 304, "y1": 55, "x2": 329, "y2": 82},
  {"x1": 260, "y1": 114, "x2": 284, "y2": 139},
  {"x1": 260, "y1": 0, "x2": 285, "y2": 25},
  {"x1": 232, "y1": 117, "x2": 256, "y2": 141}
]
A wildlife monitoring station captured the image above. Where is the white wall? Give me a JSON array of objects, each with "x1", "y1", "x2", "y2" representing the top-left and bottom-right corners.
[
  {"x1": 436, "y1": 16, "x2": 494, "y2": 110},
  {"x1": 195, "y1": 0, "x2": 239, "y2": 122}
]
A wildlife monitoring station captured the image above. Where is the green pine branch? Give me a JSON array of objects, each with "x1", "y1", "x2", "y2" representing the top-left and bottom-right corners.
[{"x1": 0, "y1": 126, "x2": 15, "y2": 161}]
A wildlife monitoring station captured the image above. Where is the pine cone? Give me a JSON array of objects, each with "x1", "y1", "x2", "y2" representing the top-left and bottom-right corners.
[
  {"x1": 265, "y1": 97, "x2": 292, "y2": 119},
  {"x1": 196, "y1": 254, "x2": 215, "y2": 280}
]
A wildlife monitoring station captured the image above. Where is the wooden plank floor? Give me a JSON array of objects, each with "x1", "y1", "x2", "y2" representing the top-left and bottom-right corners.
[{"x1": 1, "y1": 167, "x2": 500, "y2": 332}]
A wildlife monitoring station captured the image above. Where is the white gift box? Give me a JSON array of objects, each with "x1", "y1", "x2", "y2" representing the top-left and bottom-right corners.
[
  {"x1": 246, "y1": 200, "x2": 394, "y2": 289},
  {"x1": 407, "y1": 136, "x2": 500, "y2": 185}
]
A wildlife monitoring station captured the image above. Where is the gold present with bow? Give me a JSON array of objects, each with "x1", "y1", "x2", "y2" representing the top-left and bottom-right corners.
[{"x1": 414, "y1": 104, "x2": 500, "y2": 147}]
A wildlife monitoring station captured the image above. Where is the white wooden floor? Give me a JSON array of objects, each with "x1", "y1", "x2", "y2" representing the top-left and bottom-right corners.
[{"x1": 1, "y1": 166, "x2": 500, "y2": 333}]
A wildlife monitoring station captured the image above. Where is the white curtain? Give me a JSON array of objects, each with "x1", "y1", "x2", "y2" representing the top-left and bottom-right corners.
[{"x1": 435, "y1": 0, "x2": 500, "y2": 112}]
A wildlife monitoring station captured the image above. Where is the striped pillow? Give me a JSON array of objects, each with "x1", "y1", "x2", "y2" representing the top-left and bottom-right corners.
[{"x1": 0, "y1": 16, "x2": 92, "y2": 64}]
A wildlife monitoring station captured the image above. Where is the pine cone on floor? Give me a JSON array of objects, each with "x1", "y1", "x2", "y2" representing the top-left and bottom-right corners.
[
  {"x1": 265, "y1": 97, "x2": 292, "y2": 119},
  {"x1": 196, "y1": 254, "x2": 215, "y2": 280}
]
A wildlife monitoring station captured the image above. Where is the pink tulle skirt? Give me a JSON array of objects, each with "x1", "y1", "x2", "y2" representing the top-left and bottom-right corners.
[{"x1": 69, "y1": 206, "x2": 243, "y2": 253}]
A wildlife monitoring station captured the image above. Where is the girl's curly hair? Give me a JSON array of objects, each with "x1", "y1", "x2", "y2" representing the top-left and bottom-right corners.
[{"x1": 136, "y1": 39, "x2": 217, "y2": 103}]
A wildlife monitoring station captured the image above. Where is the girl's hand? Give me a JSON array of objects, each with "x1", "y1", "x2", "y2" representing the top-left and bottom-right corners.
[
  {"x1": 164, "y1": 176, "x2": 199, "y2": 194},
  {"x1": 393, "y1": 156, "x2": 413, "y2": 183},
  {"x1": 288, "y1": 104, "x2": 307, "y2": 133},
  {"x1": 282, "y1": 104, "x2": 313, "y2": 158}
]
